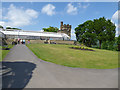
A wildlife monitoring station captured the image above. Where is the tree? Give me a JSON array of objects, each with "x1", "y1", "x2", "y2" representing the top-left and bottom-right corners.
[
  {"x1": 93, "y1": 17, "x2": 116, "y2": 49},
  {"x1": 75, "y1": 17, "x2": 116, "y2": 49},
  {"x1": 43, "y1": 26, "x2": 59, "y2": 32},
  {"x1": 75, "y1": 20, "x2": 97, "y2": 47},
  {"x1": 6, "y1": 27, "x2": 12, "y2": 29},
  {"x1": 0, "y1": 25, "x2": 3, "y2": 28},
  {"x1": 6, "y1": 27, "x2": 21, "y2": 30},
  {"x1": 117, "y1": 35, "x2": 120, "y2": 45},
  {"x1": 12, "y1": 28, "x2": 21, "y2": 30},
  {"x1": 117, "y1": 35, "x2": 120, "y2": 51}
]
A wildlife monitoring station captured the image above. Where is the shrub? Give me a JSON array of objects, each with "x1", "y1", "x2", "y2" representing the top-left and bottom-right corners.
[
  {"x1": 85, "y1": 47, "x2": 88, "y2": 50},
  {"x1": 75, "y1": 46, "x2": 80, "y2": 49},
  {"x1": 81, "y1": 47, "x2": 84, "y2": 49}
]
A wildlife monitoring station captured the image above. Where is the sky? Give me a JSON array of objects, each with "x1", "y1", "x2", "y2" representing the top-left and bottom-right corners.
[{"x1": 0, "y1": 2, "x2": 119, "y2": 40}]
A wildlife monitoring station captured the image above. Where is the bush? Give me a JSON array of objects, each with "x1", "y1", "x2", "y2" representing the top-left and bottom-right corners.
[
  {"x1": 85, "y1": 47, "x2": 88, "y2": 50},
  {"x1": 74, "y1": 46, "x2": 89, "y2": 50},
  {"x1": 81, "y1": 47, "x2": 84, "y2": 49},
  {"x1": 75, "y1": 46, "x2": 80, "y2": 49}
]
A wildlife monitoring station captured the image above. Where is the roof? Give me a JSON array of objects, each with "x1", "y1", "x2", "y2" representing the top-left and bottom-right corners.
[{"x1": 0, "y1": 30, "x2": 70, "y2": 39}]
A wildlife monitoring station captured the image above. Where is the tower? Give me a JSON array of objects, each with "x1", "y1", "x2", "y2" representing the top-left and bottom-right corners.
[
  {"x1": 58, "y1": 21, "x2": 71, "y2": 37},
  {"x1": 60, "y1": 21, "x2": 63, "y2": 30}
]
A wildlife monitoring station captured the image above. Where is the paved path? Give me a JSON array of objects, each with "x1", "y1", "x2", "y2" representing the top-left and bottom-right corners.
[{"x1": 2, "y1": 44, "x2": 118, "y2": 88}]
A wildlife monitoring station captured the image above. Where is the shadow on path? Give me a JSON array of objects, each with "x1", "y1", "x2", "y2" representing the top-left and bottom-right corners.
[{"x1": 2, "y1": 61, "x2": 36, "y2": 88}]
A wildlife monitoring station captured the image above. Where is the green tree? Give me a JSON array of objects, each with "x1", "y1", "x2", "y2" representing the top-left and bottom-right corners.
[
  {"x1": 6, "y1": 27, "x2": 12, "y2": 29},
  {"x1": 117, "y1": 35, "x2": 120, "y2": 45},
  {"x1": 94, "y1": 17, "x2": 116, "y2": 49},
  {"x1": 75, "y1": 20, "x2": 96, "y2": 47},
  {"x1": 0, "y1": 25, "x2": 3, "y2": 28},
  {"x1": 75, "y1": 17, "x2": 116, "y2": 49},
  {"x1": 6, "y1": 27, "x2": 21, "y2": 30},
  {"x1": 43, "y1": 26, "x2": 59, "y2": 32},
  {"x1": 12, "y1": 28, "x2": 21, "y2": 30},
  {"x1": 117, "y1": 35, "x2": 120, "y2": 51}
]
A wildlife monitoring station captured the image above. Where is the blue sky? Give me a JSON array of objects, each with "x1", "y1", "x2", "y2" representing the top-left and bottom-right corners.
[{"x1": 1, "y1": 2, "x2": 118, "y2": 40}]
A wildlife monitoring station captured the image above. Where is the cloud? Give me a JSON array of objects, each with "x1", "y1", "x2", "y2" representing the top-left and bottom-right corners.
[
  {"x1": 0, "y1": 21, "x2": 5, "y2": 26},
  {"x1": 26, "y1": 9, "x2": 38, "y2": 18},
  {"x1": 66, "y1": 3, "x2": 77, "y2": 15},
  {"x1": 114, "y1": 23, "x2": 119, "y2": 36},
  {"x1": 112, "y1": 10, "x2": 120, "y2": 21},
  {"x1": 41, "y1": 4, "x2": 56, "y2": 16},
  {"x1": 1, "y1": 4, "x2": 39, "y2": 27},
  {"x1": 84, "y1": 0, "x2": 90, "y2": 2},
  {"x1": 78, "y1": 3, "x2": 90, "y2": 9},
  {"x1": 0, "y1": 9, "x2": 2, "y2": 20},
  {"x1": 111, "y1": 10, "x2": 120, "y2": 36},
  {"x1": 66, "y1": 3, "x2": 90, "y2": 15},
  {"x1": 116, "y1": 24, "x2": 120, "y2": 36},
  {"x1": 71, "y1": 29, "x2": 76, "y2": 40}
]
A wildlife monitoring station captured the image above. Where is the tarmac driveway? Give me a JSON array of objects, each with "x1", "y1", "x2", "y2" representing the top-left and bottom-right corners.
[{"x1": 2, "y1": 44, "x2": 118, "y2": 88}]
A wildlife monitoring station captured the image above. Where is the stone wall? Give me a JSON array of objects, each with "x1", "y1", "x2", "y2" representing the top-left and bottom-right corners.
[
  {"x1": 51, "y1": 40, "x2": 74, "y2": 45},
  {"x1": 29, "y1": 40, "x2": 45, "y2": 44},
  {"x1": 29, "y1": 40, "x2": 75, "y2": 45}
]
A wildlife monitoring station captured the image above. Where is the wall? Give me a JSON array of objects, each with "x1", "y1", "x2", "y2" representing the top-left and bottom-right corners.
[{"x1": 29, "y1": 40, "x2": 75, "y2": 45}]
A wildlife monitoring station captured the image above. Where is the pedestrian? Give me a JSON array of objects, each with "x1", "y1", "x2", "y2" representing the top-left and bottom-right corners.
[
  {"x1": 18, "y1": 38, "x2": 20, "y2": 44},
  {"x1": 28, "y1": 40, "x2": 30, "y2": 44},
  {"x1": 20, "y1": 39, "x2": 23, "y2": 44},
  {"x1": 23, "y1": 39, "x2": 25, "y2": 44}
]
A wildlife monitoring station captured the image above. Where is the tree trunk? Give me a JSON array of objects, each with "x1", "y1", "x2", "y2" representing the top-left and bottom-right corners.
[
  {"x1": 99, "y1": 40, "x2": 102, "y2": 49},
  {"x1": 118, "y1": 44, "x2": 120, "y2": 51}
]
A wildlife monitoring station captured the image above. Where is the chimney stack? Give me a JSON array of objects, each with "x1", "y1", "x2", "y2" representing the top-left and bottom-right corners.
[
  {"x1": 61, "y1": 21, "x2": 63, "y2": 26},
  {"x1": 60, "y1": 21, "x2": 63, "y2": 30}
]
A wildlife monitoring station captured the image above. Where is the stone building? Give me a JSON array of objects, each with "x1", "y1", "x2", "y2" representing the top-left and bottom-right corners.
[{"x1": 58, "y1": 21, "x2": 71, "y2": 37}]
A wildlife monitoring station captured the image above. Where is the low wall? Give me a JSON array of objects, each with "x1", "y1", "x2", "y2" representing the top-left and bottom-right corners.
[
  {"x1": 29, "y1": 40, "x2": 44, "y2": 44},
  {"x1": 51, "y1": 40, "x2": 75, "y2": 45},
  {"x1": 4, "y1": 39, "x2": 76, "y2": 45},
  {"x1": 30, "y1": 40, "x2": 75, "y2": 45}
]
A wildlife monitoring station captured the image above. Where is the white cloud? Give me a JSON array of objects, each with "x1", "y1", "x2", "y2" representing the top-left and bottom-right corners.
[
  {"x1": 78, "y1": 3, "x2": 90, "y2": 9},
  {"x1": 116, "y1": 24, "x2": 120, "y2": 36},
  {"x1": 26, "y1": 9, "x2": 38, "y2": 18},
  {"x1": 0, "y1": 21, "x2": 5, "y2": 26},
  {"x1": 41, "y1": 4, "x2": 56, "y2": 16},
  {"x1": 66, "y1": 3, "x2": 77, "y2": 15},
  {"x1": 1, "y1": 4, "x2": 39, "y2": 27},
  {"x1": 84, "y1": 0, "x2": 90, "y2": 2},
  {"x1": 0, "y1": 9, "x2": 2, "y2": 19},
  {"x1": 66, "y1": 3, "x2": 89, "y2": 15},
  {"x1": 83, "y1": 4, "x2": 90, "y2": 9},
  {"x1": 111, "y1": 10, "x2": 120, "y2": 36},
  {"x1": 112, "y1": 10, "x2": 120, "y2": 21},
  {"x1": 71, "y1": 29, "x2": 76, "y2": 40}
]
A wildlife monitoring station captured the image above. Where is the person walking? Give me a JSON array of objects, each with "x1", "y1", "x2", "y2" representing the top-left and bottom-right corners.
[
  {"x1": 23, "y1": 39, "x2": 25, "y2": 44},
  {"x1": 20, "y1": 39, "x2": 23, "y2": 44},
  {"x1": 18, "y1": 38, "x2": 20, "y2": 44},
  {"x1": 28, "y1": 40, "x2": 30, "y2": 44}
]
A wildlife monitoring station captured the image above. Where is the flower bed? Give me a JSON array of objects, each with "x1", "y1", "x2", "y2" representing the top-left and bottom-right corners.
[{"x1": 70, "y1": 46, "x2": 94, "y2": 51}]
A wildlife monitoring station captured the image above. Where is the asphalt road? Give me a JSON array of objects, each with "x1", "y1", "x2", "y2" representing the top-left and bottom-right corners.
[{"x1": 2, "y1": 44, "x2": 118, "y2": 88}]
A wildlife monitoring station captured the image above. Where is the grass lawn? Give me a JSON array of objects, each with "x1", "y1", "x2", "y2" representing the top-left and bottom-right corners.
[
  {"x1": 27, "y1": 44, "x2": 118, "y2": 69},
  {"x1": 0, "y1": 45, "x2": 14, "y2": 61}
]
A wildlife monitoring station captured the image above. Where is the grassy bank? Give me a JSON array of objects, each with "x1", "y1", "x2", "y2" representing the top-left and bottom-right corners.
[
  {"x1": 27, "y1": 44, "x2": 118, "y2": 69},
  {"x1": 0, "y1": 45, "x2": 14, "y2": 61}
]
